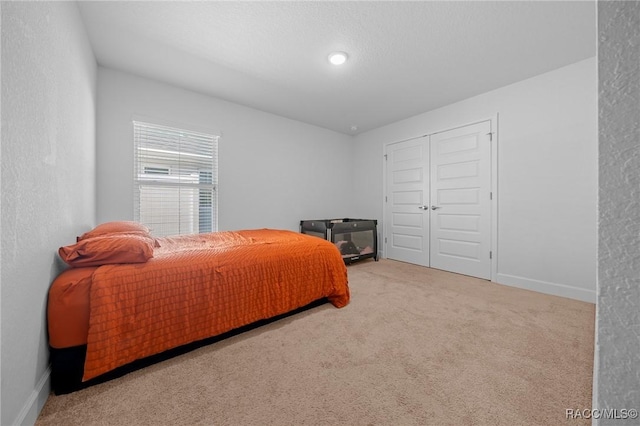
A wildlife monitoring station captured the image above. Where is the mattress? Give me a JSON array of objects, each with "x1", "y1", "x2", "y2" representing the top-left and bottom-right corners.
[{"x1": 48, "y1": 229, "x2": 349, "y2": 382}]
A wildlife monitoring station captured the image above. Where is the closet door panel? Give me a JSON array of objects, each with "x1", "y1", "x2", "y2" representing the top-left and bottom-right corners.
[
  {"x1": 430, "y1": 121, "x2": 492, "y2": 279},
  {"x1": 384, "y1": 137, "x2": 430, "y2": 267}
]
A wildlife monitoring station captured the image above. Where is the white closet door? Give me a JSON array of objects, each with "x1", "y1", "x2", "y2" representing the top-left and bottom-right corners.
[
  {"x1": 384, "y1": 137, "x2": 430, "y2": 267},
  {"x1": 429, "y1": 121, "x2": 492, "y2": 279}
]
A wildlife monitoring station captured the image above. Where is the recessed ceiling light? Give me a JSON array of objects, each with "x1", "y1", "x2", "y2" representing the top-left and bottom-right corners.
[
  {"x1": 328, "y1": 51, "x2": 348, "y2": 66},
  {"x1": 350, "y1": 125, "x2": 358, "y2": 132}
]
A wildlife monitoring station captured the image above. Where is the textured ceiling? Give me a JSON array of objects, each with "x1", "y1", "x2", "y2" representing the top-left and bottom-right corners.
[{"x1": 79, "y1": 1, "x2": 596, "y2": 135}]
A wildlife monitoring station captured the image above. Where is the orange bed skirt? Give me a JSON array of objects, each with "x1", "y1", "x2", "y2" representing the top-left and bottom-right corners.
[{"x1": 48, "y1": 229, "x2": 349, "y2": 381}]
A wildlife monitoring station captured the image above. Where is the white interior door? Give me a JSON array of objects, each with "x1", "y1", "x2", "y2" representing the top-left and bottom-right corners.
[
  {"x1": 384, "y1": 137, "x2": 430, "y2": 267},
  {"x1": 429, "y1": 121, "x2": 492, "y2": 279}
]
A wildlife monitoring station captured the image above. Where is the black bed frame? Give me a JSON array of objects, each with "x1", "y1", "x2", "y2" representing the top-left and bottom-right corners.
[{"x1": 50, "y1": 298, "x2": 328, "y2": 394}]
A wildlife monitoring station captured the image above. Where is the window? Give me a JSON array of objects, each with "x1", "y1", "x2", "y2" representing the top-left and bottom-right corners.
[{"x1": 133, "y1": 120, "x2": 218, "y2": 237}]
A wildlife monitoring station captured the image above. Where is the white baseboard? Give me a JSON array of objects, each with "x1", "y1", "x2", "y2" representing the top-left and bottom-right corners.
[
  {"x1": 14, "y1": 367, "x2": 51, "y2": 426},
  {"x1": 495, "y1": 273, "x2": 596, "y2": 303}
]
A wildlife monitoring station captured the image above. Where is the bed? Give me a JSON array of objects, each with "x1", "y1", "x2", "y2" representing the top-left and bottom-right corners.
[{"x1": 48, "y1": 224, "x2": 350, "y2": 394}]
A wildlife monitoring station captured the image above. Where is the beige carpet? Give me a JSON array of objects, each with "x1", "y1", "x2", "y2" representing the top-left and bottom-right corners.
[{"x1": 36, "y1": 259, "x2": 594, "y2": 426}]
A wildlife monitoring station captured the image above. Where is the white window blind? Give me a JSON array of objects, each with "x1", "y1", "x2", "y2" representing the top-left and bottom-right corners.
[{"x1": 133, "y1": 121, "x2": 218, "y2": 237}]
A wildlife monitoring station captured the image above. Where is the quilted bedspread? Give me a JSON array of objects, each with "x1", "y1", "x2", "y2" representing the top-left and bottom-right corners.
[{"x1": 83, "y1": 229, "x2": 349, "y2": 381}]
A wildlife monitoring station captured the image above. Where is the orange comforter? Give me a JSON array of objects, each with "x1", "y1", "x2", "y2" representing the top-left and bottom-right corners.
[{"x1": 48, "y1": 229, "x2": 349, "y2": 381}]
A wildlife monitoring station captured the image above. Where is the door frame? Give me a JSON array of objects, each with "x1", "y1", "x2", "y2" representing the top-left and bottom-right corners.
[{"x1": 382, "y1": 115, "x2": 499, "y2": 282}]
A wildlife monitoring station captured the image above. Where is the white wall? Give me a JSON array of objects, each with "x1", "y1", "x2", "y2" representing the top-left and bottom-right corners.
[
  {"x1": 595, "y1": 2, "x2": 640, "y2": 423},
  {"x1": 97, "y1": 68, "x2": 354, "y2": 232},
  {"x1": 0, "y1": 2, "x2": 96, "y2": 425},
  {"x1": 352, "y1": 58, "x2": 597, "y2": 303}
]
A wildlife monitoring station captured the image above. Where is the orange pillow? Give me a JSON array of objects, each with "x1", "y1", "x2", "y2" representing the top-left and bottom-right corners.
[
  {"x1": 78, "y1": 221, "x2": 151, "y2": 241},
  {"x1": 59, "y1": 234, "x2": 154, "y2": 267}
]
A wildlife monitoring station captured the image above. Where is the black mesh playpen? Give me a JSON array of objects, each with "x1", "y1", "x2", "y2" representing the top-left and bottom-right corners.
[{"x1": 300, "y1": 218, "x2": 378, "y2": 264}]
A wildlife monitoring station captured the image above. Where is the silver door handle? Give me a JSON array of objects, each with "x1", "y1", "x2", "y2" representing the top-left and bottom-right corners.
[
  {"x1": 431, "y1": 206, "x2": 441, "y2": 210},
  {"x1": 418, "y1": 205, "x2": 429, "y2": 210}
]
